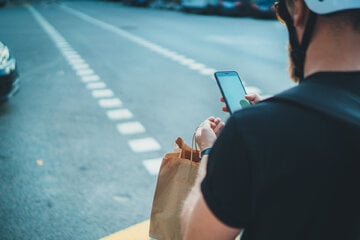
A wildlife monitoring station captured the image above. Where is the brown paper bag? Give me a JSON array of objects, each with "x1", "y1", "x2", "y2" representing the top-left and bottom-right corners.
[{"x1": 149, "y1": 137, "x2": 201, "y2": 240}]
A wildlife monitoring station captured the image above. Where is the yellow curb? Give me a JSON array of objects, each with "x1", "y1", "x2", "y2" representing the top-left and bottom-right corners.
[{"x1": 100, "y1": 219, "x2": 150, "y2": 240}]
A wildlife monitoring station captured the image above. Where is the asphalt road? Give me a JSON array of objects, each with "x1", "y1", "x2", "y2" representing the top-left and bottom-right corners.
[{"x1": 0, "y1": 1, "x2": 293, "y2": 239}]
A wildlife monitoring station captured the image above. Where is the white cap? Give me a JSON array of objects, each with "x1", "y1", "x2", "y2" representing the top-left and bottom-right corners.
[{"x1": 305, "y1": 0, "x2": 360, "y2": 14}]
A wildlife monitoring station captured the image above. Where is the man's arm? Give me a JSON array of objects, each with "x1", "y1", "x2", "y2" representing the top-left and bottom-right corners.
[{"x1": 181, "y1": 155, "x2": 241, "y2": 240}]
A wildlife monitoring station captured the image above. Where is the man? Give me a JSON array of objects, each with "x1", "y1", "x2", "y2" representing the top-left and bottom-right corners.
[{"x1": 181, "y1": 0, "x2": 360, "y2": 239}]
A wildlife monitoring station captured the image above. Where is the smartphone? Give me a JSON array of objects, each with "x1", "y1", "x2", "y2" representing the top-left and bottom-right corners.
[{"x1": 214, "y1": 71, "x2": 250, "y2": 114}]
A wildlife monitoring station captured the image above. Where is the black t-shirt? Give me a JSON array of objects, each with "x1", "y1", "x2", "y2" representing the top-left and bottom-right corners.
[{"x1": 201, "y1": 72, "x2": 360, "y2": 240}]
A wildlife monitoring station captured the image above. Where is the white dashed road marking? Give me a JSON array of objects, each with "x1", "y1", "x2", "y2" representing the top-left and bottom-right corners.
[
  {"x1": 98, "y1": 98, "x2": 122, "y2": 108},
  {"x1": 143, "y1": 158, "x2": 163, "y2": 176},
  {"x1": 128, "y1": 138, "x2": 162, "y2": 153},
  {"x1": 81, "y1": 75, "x2": 100, "y2": 82},
  {"x1": 72, "y1": 63, "x2": 90, "y2": 70},
  {"x1": 87, "y1": 82, "x2": 107, "y2": 89},
  {"x1": 116, "y1": 122, "x2": 145, "y2": 135},
  {"x1": 116, "y1": 122, "x2": 146, "y2": 135},
  {"x1": 76, "y1": 68, "x2": 95, "y2": 76},
  {"x1": 106, "y1": 109, "x2": 134, "y2": 121},
  {"x1": 92, "y1": 89, "x2": 114, "y2": 98},
  {"x1": 27, "y1": 5, "x2": 163, "y2": 168}
]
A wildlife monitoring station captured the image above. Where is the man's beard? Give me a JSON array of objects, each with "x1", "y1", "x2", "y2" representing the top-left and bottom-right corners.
[{"x1": 288, "y1": 43, "x2": 301, "y2": 83}]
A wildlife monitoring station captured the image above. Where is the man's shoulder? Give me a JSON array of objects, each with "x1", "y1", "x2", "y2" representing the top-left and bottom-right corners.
[
  {"x1": 229, "y1": 84, "x2": 328, "y2": 130},
  {"x1": 232, "y1": 83, "x2": 306, "y2": 119},
  {"x1": 231, "y1": 97, "x2": 297, "y2": 122},
  {"x1": 227, "y1": 99, "x2": 299, "y2": 135},
  {"x1": 230, "y1": 75, "x2": 360, "y2": 132}
]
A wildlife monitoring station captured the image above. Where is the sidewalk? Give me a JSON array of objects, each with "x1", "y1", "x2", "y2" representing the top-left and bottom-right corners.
[
  {"x1": 100, "y1": 219, "x2": 242, "y2": 240},
  {"x1": 100, "y1": 220, "x2": 150, "y2": 240}
]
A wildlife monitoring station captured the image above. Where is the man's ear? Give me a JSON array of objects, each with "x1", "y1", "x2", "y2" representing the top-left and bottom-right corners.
[
  {"x1": 291, "y1": 0, "x2": 311, "y2": 41},
  {"x1": 293, "y1": 0, "x2": 310, "y2": 28}
]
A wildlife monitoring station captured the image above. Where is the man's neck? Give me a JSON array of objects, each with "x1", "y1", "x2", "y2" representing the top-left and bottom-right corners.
[{"x1": 304, "y1": 18, "x2": 360, "y2": 77}]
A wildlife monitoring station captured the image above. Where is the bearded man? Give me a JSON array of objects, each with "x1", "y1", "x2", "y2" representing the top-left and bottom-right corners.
[{"x1": 181, "y1": 0, "x2": 360, "y2": 239}]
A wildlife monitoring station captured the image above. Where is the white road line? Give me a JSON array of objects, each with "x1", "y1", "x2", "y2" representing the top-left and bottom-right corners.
[
  {"x1": 72, "y1": 63, "x2": 90, "y2": 70},
  {"x1": 106, "y1": 109, "x2": 133, "y2": 120},
  {"x1": 57, "y1": 45, "x2": 71, "y2": 50},
  {"x1": 81, "y1": 75, "x2": 100, "y2": 82},
  {"x1": 56, "y1": 42, "x2": 70, "y2": 47},
  {"x1": 58, "y1": 45, "x2": 71, "y2": 50},
  {"x1": 168, "y1": 54, "x2": 185, "y2": 61},
  {"x1": 60, "y1": 5, "x2": 216, "y2": 77},
  {"x1": 62, "y1": 50, "x2": 78, "y2": 55},
  {"x1": 245, "y1": 86, "x2": 262, "y2": 94},
  {"x1": 128, "y1": 138, "x2": 161, "y2": 153},
  {"x1": 98, "y1": 98, "x2": 122, "y2": 108},
  {"x1": 68, "y1": 58, "x2": 86, "y2": 65},
  {"x1": 143, "y1": 158, "x2": 162, "y2": 176},
  {"x1": 200, "y1": 68, "x2": 217, "y2": 75},
  {"x1": 65, "y1": 54, "x2": 82, "y2": 60},
  {"x1": 92, "y1": 89, "x2": 114, "y2": 98},
  {"x1": 87, "y1": 82, "x2": 106, "y2": 89},
  {"x1": 116, "y1": 121, "x2": 146, "y2": 135},
  {"x1": 27, "y1": 5, "x2": 163, "y2": 175},
  {"x1": 76, "y1": 68, "x2": 95, "y2": 76},
  {"x1": 179, "y1": 58, "x2": 195, "y2": 66},
  {"x1": 189, "y1": 63, "x2": 206, "y2": 70}
]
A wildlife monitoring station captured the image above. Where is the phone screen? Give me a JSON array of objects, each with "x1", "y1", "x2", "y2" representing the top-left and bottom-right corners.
[{"x1": 214, "y1": 71, "x2": 250, "y2": 114}]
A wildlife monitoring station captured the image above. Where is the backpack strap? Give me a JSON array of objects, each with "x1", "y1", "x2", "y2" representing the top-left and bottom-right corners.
[{"x1": 267, "y1": 81, "x2": 360, "y2": 128}]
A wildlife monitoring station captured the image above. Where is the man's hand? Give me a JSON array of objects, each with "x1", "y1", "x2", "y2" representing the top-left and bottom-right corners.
[
  {"x1": 195, "y1": 117, "x2": 224, "y2": 152},
  {"x1": 221, "y1": 93, "x2": 262, "y2": 112}
]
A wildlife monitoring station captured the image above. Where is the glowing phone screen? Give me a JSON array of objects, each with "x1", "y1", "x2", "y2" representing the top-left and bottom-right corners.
[{"x1": 215, "y1": 71, "x2": 250, "y2": 114}]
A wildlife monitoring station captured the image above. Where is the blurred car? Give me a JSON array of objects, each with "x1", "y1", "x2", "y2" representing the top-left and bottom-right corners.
[
  {"x1": 0, "y1": 0, "x2": 6, "y2": 8},
  {"x1": 122, "y1": 0, "x2": 152, "y2": 7},
  {"x1": 249, "y1": 0, "x2": 276, "y2": 19},
  {"x1": 218, "y1": 0, "x2": 249, "y2": 16},
  {"x1": 181, "y1": 0, "x2": 219, "y2": 14},
  {"x1": 0, "y1": 41, "x2": 19, "y2": 102}
]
